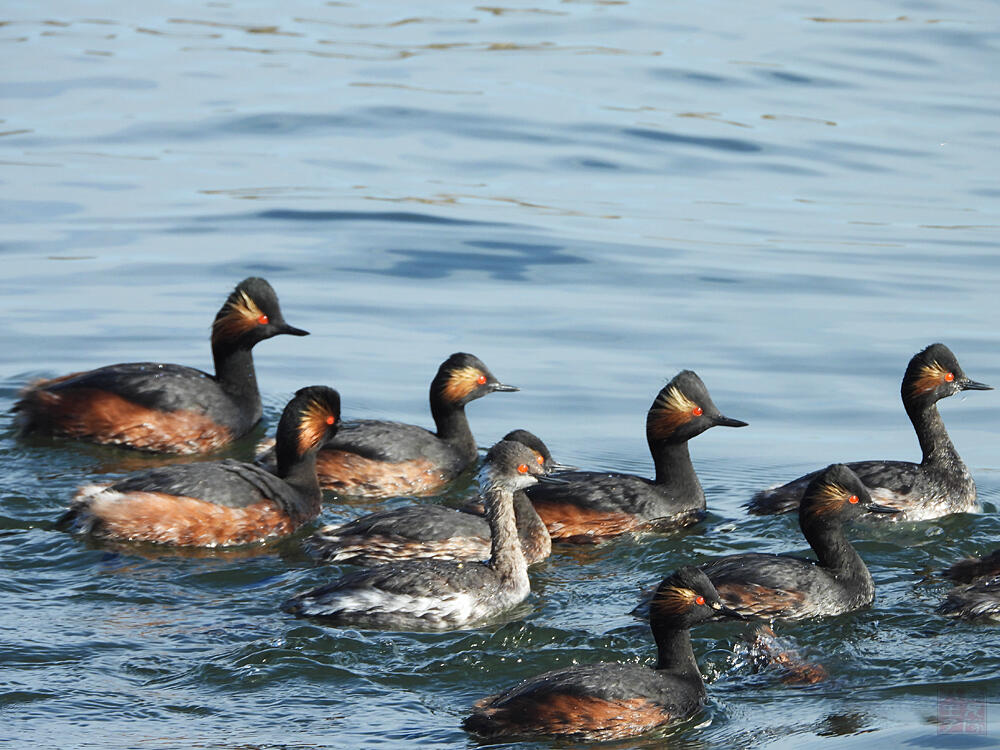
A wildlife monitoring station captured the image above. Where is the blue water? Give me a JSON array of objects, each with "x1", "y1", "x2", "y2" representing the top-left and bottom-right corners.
[{"x1": 2, "y1": 1, "x2": 999, "y2": 748}]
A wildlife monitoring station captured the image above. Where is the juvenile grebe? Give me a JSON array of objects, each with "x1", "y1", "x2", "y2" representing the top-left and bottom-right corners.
[
  {"x1": 523, "y1": 370, "x2": 746, "y2": 542},
  {"x1": 748, "y1": 344, "x2": 991, "y2": 521},
  {"x1": 704, "y1": 464, "x2": 899, "y2": 619},
  {"x1": 463, "y1": 566, "x2": 745, "y2": 741},
  {"x1": 15, "y1": 277, "x2": 308, "y2": 454},
  {"x1": 58, "y1": 386, "x2": 339, "y2": 547},
  {"x1": 308, "y1": 430, "x2": 571, "y2": 565},
  {"x1": 281, "y1": 439, "x2": 561, "y2": 630}
]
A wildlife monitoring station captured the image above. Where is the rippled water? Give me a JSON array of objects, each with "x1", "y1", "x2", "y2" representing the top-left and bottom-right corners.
[{"x1": 3, "y1": 1, "x2": 999, "y2": 748}]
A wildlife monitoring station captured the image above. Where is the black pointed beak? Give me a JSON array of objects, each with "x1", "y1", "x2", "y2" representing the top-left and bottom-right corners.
[
  {"x1": 536, "y1": 473, "x2": 570, "y2": 485},
  {"x1": 547, "y1": 461, "x2": 578, "y2": 473},
  {"x1": 867, "y1": 502, "x2": 902, "y2": 515},
  {"x1": 490, "y1": 382, "x2": 519, "y2": 393},
  {"x1": 279, "y1": 324, "x2": 310, "y2": 337},
  {"x1": 711, "y1": 601, "x2": 749, "y2": 621},
  {"x1": 960, "y1": 378, "x2": 992, "y2": 392},
  {"x1": 713, "y1": 415, "x2": 749, "y2": 428}
]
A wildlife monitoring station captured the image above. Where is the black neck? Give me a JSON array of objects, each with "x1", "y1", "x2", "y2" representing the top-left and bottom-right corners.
[
  {"x1": 211, "y1": 343, "x2": 263, "y2": 423},
  {"x1": 905, "y1": 398, "x2": 960, "y2": 467},
  {"x1": 799, "y1": 512, "x2": 871, "y2": 584},
  {"x1": 429, "y1": 396, "x2": 477, "y2": 462},
  {"x1": 274, "y1": 447, "x2": 323, "y2": 523},
  {"x1": 650, "y1": 440, "x2": 704, "y2": 500},
  {"x1": 651, "y1": 625, "x2": 705, "y2": 688}
]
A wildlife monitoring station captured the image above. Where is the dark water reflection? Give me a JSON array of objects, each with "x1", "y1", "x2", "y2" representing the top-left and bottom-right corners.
[{"x1": 3, "y1": 1, "x2": 1000, "y2": 748}]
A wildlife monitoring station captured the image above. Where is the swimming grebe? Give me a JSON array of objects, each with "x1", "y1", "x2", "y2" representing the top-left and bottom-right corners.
[
  {"x1": 308, "y1": 430, "x2": 571, "y2": 566},
  {"x1": 463, "y1": 566, "x2": 745, "y2": 741},
  {"x1": 747, "y1": 343, "x2": 991, "y2": 521},
  {"x1": 523, "y1": 370, "x2": 747, "y2": 542},
  {"x1": 942, "y1": 549, "x2": 1000, "y2": 583},
  {"x1": 703, "y1": 464, "x2": 899, "y2": 619},
  {"x1": 15, "y1": 277, "x2": 308, "y2": 454},
  {"x1": 281, "y1": 439, "x2": 561, "y2": 630},
  {"x1": 261, "y1": 352, "x2": 518, "y2": 498},
  {"x1": 937, "y1": 548, "x2": 1000, "y2": 621},
  {"x1": 58, "y1": 386, "x2": 339, "y2": 547}
]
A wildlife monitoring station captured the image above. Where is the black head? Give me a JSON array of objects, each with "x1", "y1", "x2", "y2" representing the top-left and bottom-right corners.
[
  {"x1": 800, "y1": 463, "x2": 900, "y2": 523},
  {"x1": 902, "y1": 343, "x2": 991, "y2": 406},
  {"x1": 501, "y1": 429, "x2": 577, "y2": 473},
  {"x1": 649, "y1": 566, "x2": 746, "y2": 629},
  {"x1": 211, "y1": 277, "x2": 309, "y2": 350},
  {"x1": 430, "y1": 352, "x2": 519, "y2": 407},
  {"x1": 645, "y1": 370, "x2": 748, "y2": 446},
  {"x1": 275, "y1": 386, "x2": 341, "y2": 469},
  {"x1": 478, "y1": 439, "x2": 560, "y2": 493}
]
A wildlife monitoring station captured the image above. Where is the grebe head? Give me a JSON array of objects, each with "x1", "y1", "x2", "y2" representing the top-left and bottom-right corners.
[
  {"x1": 903, "y1": 343, "x2": 991, "y2": 405},
  {"x1": 800, "y1": 463, "x2": 900, "y2": 522},
  {"x1": 211, "y1": 277, "x2": 309, "y2": 349},
  {"x1": 477, "y1": 439, "x2": 564, "y2": 494},
  {"x1": 646, "y1": 370, "x2": 748, "y2": 445},
  {"x1": 431, "y1": 353, "x2": 519, "y2": 407},
  {"x1": 501, "y1": 429, "x2": 577, "y2": 473},
  {"x1": 277, "y1": 385, "x2": 341, "y2": 458},
  {"x1": 650, "y1": 566, "x2": 746, "y2": 628}
]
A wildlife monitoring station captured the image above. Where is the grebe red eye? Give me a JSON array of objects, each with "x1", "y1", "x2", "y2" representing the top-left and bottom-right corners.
[
  {"x1": 325, "y1": 415, "x2": 335, "y2": 425},
  {"x1": 944, "y1": 372, "x2": 954, "y2": 382},
  {"x1": 848, "y1": 495, "x2": 859, "y2": 504},
  {"x1": 257, "y1": 314, "x2": 269, "y2": 325},
  {"x1": 476, "y1": 374, "x2": 487, "y2": 385},
  {"x1": 536, "y1": 455, "x2": 544, "y2": 465},
  {"x1": 695, "y1": 596, "x2": 705, "y2": 605},
  {"x1": 692, "y1": 406, "x2": 703, "y2": 417},
  {"x1": 517, "y1": 464, "x2": 529, "y2": 474}
]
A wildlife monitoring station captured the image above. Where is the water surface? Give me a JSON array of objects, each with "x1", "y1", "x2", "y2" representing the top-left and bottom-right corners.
[{"x1": 2, "y1": 1, "x2": 999, "y2": 748}]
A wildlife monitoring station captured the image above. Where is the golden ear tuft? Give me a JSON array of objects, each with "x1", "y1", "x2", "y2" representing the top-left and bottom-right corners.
[
  {"x1": 910, "y1": 361, "x2": 953, "y2": 398},
  {"x1": 213, "y1": 290, "x2": 266, "y2": 341},
  {"x1": 805, "y1": 482, "x2": 855, "y2": 517},
  {"x1": 650, "y1": 585, "x2": 699, "y2": 616},
  {"x1": 442, "y1": 366, "x2": 487, "y2": 402},
  {"x1": 648, "y1": 386, "x2": 701, "y2": 437},
  {"x1": 297, "y1": 398, "x2": 336, "y2": 454}
]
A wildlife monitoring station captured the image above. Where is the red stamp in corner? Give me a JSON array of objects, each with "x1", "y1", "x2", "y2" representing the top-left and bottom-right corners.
[{"x1": 938, "y1": 689, "x2": 988, "y2": 735}]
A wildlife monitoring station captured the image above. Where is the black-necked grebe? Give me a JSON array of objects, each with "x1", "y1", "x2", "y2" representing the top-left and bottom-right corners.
[
  {"x1": 15, "y1": 277, "x2": 308, "y2": 454},
  {"x1": 748, "y1": 343, "x2": 991, "y2": 521},
  {"x1": 523, "y1": 370, "x2": 747, "y2": 542},
  {"x1": 308, "y1": 430, "x2": 571, "y2": 566},
  {"x1": 937, "y1": 548, "x2": 1000, "y2": 621},
  {"x1": 265, "y1": 352, "x2": 518, "y2": 498},
  {"x1": 703, "y1": 464, "x2": 899, "y2": 619},
  {"x1": 281, "y1": 439, "x2": 560, "y2": 630},
  {"x1": 463, "y1": 566, "x2": 745, "y2": 741},
  {"x1": 58, "y1": 386, "x2": 339, "y2": 547}
]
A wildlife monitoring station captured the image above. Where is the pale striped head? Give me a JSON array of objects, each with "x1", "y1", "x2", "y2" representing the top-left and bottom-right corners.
[
  {"x1": 501, "y1": 429, "x2": 576, "y2": 473},
  {"x1": 477, "y1": 439, "x2": 552, "y2": 494}
]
